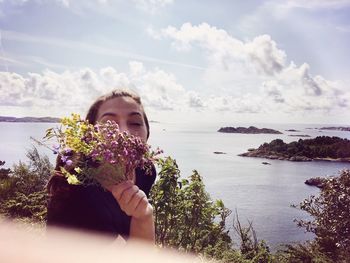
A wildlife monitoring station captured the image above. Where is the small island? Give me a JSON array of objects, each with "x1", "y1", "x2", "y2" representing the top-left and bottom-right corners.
[
  {"x1": 239, "y1": 136, "x2": 350, "y2": 162},
  {"x1": 305, "y1": 177, "x2": 327, "y2": 188},
  {"x1": 288, "y1": 134, "x2": 311, "y2": 138},
  {"x1": 0, "y1": 116, "x2": 60, "y2": 123},
  {"x1": 213, "y1": 151, "x2": 226, "y2": 154},
  {"x1": 319, "y1": 126, "x2": 350, "y2": 132},
  {"x1": 285, "y1": 129, "x2": 300, "y2": 132},
  {"x1": 218, "y1": 126, "x2": 282, "y2": 134}
]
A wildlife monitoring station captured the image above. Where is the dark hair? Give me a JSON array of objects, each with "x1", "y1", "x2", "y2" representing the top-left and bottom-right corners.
[{"x1": 85, "y1": 89, "x2": 150, "y2": 139}]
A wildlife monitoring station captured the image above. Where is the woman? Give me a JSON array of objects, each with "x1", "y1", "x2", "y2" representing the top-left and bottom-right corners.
[{"x1": 46, "y1": 89, "x2": 156, "y2": 242}]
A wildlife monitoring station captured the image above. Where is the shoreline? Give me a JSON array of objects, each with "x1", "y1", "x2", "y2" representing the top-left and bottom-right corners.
[
  {"x1": 238, "y1": 151, "x2": 350, "y2": 163},
  {"x1": 0, "y1": 116, "x2": 60, "y2": 123}
]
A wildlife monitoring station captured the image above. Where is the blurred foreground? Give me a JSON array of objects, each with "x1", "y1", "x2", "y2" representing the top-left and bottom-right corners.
[{"x1": 0, "y1": 220, "x2": 203, "y2": 263}]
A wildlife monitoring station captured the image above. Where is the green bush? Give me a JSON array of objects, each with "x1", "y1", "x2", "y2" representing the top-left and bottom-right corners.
[
  {"x1": 0, "y1": 147, "x2": 51, "y2": 221},
  {"x1": 275, "y1": 243, "x2": 333, "y2": 263},
  {"x1": 293, "y1": 169, "x2": 350, "y2": 262},
  {"x1": 150, "y1": 157, "x2": 274, "y2": 262},
  {"x1": 150, "y1": 157, "x2": 232, "y2": 253}
]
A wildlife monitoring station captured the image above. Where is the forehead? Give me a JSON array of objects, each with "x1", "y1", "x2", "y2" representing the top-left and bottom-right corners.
[{"x1": 97, "y1": 96, "x2": 143, "y2": 118}]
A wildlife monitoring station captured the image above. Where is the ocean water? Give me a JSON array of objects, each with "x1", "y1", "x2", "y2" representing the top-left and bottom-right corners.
[{"x1": 1, "y1": 121, "x2": 350, "y2": 249}]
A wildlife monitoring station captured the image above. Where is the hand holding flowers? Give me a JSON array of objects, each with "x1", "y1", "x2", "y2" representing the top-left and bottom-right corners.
[{"x1": 108, "y1": 180, "x2": 153, "y2": 219}]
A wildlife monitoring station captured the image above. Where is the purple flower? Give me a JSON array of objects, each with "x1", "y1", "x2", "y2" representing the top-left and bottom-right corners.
[
  {"x1": 123, "y1": 148, "x2": 128, "y2": 156},
  {"x1": 66, "y1": 159, "x2": 73, "y2": 166},
  {"x1": 61, "y1": 155, "x2": 68, "y2": 162},
  {"x1": 64, "y1": 148, "x2": 72, "y2": 154},
  {"x1": 52, "y1": 144, "x2": 60, "y2": 154}
]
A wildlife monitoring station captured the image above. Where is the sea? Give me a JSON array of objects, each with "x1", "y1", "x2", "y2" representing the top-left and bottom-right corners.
[{"x1": 1, "y1": 121, "x2": 350, "y2": 249}]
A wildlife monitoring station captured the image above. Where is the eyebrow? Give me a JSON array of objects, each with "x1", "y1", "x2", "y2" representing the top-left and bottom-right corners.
[{"x1": 100, "y1": 111, "x2": 142, "y2": 118}]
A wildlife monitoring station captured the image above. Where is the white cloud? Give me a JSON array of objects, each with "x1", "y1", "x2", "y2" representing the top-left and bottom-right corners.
[
  {"x1": 0, "y1": 62, "x2": 202, "y2": 117},
  {"x1": 128, "y1": 65, "x2": 188, "y2": 111},
  {"x1": 0, "y1": 72, "x2": 27, "y2": 106},
  {"x1": 0, "y1": 68, "x2": 113, "y2": 116},
  {"x1": 261, "y1": 63, "x2": 349, "y2": 112},
  {"x1": 129, "y1": 61, "x2": 145, "y2": 77},
  {"x1": 206, "y1": 94, "x2": 264, "y2": 113},
  {"x1": 159, "y1": 23, "x2": 286, "y2": 76},
  {"x1": 151, "y1": 22, "x2": 350, "y2": 115},
  {"x1": 1, "y1": 60, "x2": 349, "y2": 121},
  {"x1": 245, "y1": 35, "x2": 286, "y2": 75},
  {"x1": 187, "y1": 91, "x2": 205, "y2": 109}
]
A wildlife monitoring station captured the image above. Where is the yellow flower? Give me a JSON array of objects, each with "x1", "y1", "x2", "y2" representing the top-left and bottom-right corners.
[
  {"x1": 74, "y1": 167, "x2": 82, "y2": 174},
  {"x1": 67, "y1": 174, "x2": 81, "y2": 185},
  {"x1": 61, "y1": 167, "x2": 81, "y2": 185}
]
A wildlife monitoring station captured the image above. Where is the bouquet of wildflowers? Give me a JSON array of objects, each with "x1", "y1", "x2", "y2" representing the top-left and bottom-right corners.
[{"x1": 35, "y1": 113, "x2": 162, "y2": 188}]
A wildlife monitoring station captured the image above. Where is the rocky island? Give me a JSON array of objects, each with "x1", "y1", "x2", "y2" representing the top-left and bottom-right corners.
[
  {"x1": 285, "y1": 129, "x2": 300, "y2": 132},
  {"x1": 218, "y1": 126, "x2": 282, "y2": 134},
  {"x1": 319, "y1": 126, "x2": 350, "y2": 132},
  {"x1": 0, "y1": 116, "x2": 60, "y2": 123},
  {"x1": 213, "y1": 151, "x2": 226, "y2": 154},
  {"x1": 288, "y1": 134, "x2": 311, "y2": 138},
  {"x1": 305, "y1": 177, "x2": 328, "y2": 188},
  {"x1": 239, "y1": 136, "x2": 350, "y2": 162}
]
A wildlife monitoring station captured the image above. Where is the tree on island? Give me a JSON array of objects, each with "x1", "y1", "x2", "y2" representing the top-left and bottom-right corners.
[{"x1": 245, "y1": 136, "x2": 350, "y2": 160}]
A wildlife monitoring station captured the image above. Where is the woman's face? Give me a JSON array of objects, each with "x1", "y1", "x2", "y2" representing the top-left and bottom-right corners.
[{"x1": 96, "y1": 96, "x2": 148, "y2": 142}]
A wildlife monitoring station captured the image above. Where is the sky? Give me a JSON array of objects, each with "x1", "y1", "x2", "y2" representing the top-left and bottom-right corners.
[{"x1": 0, "y1": 0, "x2": 350, "y2": 125}]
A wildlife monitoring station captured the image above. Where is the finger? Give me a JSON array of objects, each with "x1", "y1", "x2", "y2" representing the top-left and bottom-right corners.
[
  {"x1": 111, "y1": 180, "x2": 133, "y2": 201},
  {"x1": 134, "y1": 196, "x2": 149, "y2": 218},
  {"x1": 119, "y1": 185, "x2": 140, "y2": 205},
  {"x1": 126, "y1": 192, "x2": 149, "y2": 218},
  {"x1": 134, "y1": 197, "x2": 153, "y2": 219}
]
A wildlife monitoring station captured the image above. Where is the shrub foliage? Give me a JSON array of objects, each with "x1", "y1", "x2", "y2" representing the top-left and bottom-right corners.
[
  {"x1": 293, "y1": 169, "x2": 350, "y2": 261},
  {"x1": 0, "y1": 147, "x2": 51, "y2": 221}
]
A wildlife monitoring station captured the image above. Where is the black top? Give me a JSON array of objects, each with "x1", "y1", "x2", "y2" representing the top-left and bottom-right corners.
[{"x1": 46, "y1": 166, "x2": 156, "y2": 238}]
